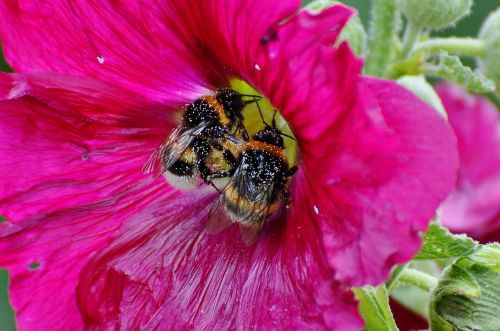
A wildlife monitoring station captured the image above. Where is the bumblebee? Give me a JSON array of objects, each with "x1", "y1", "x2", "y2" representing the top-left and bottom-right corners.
[
  {"x1": 206, "y1": 115, "x2": 298, "y2": 245},
  {"x1": 144, "y1": 88, "x2": 256, "y2": 189}
]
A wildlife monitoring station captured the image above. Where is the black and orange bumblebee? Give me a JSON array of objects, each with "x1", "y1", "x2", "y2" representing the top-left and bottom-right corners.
[
  {"x1": 206, "y1": 114, "x2": 298, "y2": 245},
  {"x1": 144, "y1": 88, "x2": 257, "y2": 189}
]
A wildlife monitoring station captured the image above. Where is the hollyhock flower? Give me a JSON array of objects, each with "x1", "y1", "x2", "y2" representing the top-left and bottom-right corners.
[
  {"x1": 0, "y1": 1, "x2": 457, "y2": 329},
  {"x1": 437, "y1": 83, "x2": 500, "y2": 242}
]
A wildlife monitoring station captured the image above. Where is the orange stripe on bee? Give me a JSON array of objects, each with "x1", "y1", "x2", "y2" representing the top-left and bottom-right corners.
[
  {"x1": 246, "y1": 141, "x2": 287, "y2": 162},
  {"x1": 202, "y1": 95, "x2": 231, "y2": 126}
]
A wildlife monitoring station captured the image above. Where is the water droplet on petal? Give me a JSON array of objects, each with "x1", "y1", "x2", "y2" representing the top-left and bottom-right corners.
[
  {"x1": 313, "y1": 205, "x2": 319, "y2": 215},
  {"x1": 97, "y1": 55, "x2": 105, "y2": 64},
  {"x1": 81, "y1": 151, "x2": 90, "y2": 161},
  {"x1": 254, "y1": 63, "x2": 261, "y2": 71}
]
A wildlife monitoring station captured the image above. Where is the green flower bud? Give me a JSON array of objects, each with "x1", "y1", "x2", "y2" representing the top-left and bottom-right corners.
[
  {"x1": 305, "y1": 1, "x2": 367, "y2": 56},
  {"x1": 398, "y1": 0, "x2": 473, "y2": 30},
  {"x1": 478, "y1": 7, "x2": 500, "y2": 93},
  {"x1": 336, "y1": 15, "x2": 367, "y2": 56}
]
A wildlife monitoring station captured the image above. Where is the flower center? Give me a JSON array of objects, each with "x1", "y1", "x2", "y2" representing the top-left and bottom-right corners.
[{"x1": 230, "y1": 79, "x2": 298, "y2": 166}]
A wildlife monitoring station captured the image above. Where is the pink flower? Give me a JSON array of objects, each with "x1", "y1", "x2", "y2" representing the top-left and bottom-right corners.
[
  {"x1": 437, "y1": 83, "x2": 500, "y2": 242},
  {"x1": 0, "y1": 1, "x2": 457, "y2": 329}
]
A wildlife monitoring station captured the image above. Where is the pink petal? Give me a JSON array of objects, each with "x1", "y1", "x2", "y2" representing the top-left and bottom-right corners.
[
  {"x1": 0, "y1": 73, "x2": 168, "y2": 225},
  {"x1": 0, "y1": 1, "x2": 460, "y2": 328},
  {"x1": 437, "y1": 83, "x2": 500, "y2": 241},
  {"x1": 0, "y1": 72, "x2": 170, "y2": 329},
  {"x1": 0, "y1": 184, "x2": 166, "y2": 330},
  {"x1": 0, "y1": 0, "x2": 301, "y2": 103},
  {"x1": 304, "y1": 79, "x2": 458, "y2": 286},
  {"x1": 247, "y1": 5, "x2": 360, "y2": 132},
  {"x1": 232, "y1": 4, "x2": 457, "y2": 285},
  {"x1": 77, "y1": 181, "x2": 363, "y2": 330}
]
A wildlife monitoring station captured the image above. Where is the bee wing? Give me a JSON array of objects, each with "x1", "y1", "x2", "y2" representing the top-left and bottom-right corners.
[
  {"x1": 142, "y1": 144, "x2": 164, "y2": 176},
  {"x1": 238, "y1": 178, "x2": 277, "y2": 245},
  {"x1": 224, "y1": 159, "x2": 279, "y2": 245},
  {"x1": 204, "y1": 164, "x2": 251, "y2": 236},
  {"x1": 205, "y1": 193, "x2": 233, "y2": 234},
  {"x1": 239, "y1": 222, "x2": 264, "y2": 246},
  {"x1": 162, "y1": 124, "x2": 208, "y2": 169},
  {"x1": 142, "y1": 123, "x2": 208, "y2": 176}
]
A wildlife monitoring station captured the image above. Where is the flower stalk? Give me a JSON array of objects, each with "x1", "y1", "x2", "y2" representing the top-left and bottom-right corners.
[
  {"x1": 412, "y1": 38, "x2": 486, "y2": 57},
  {"x1": 385, "y1": 264, "x2": 408, "y2": 294},
  {"x1": 365, "y1": 0, "x2": 399, "y2": 77},
  {"x1": 400, "y1": 22, "x2": 422, "y2": 59},
  {"x1": 398, "y1": 269, "x2": 438, "y2": 292}
]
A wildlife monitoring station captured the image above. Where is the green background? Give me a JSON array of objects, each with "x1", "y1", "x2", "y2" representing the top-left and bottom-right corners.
[{"x1": 0, "y1": 1, "x2": 498, "y2": 330}]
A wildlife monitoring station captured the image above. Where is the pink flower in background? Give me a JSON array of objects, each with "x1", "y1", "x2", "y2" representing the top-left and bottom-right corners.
[
  {"x1": 438, "y1": 84, "x2": 500, "y2": 242},
  {"x1": 0, "y1": 1, "x2": 457, "y2": 330}
]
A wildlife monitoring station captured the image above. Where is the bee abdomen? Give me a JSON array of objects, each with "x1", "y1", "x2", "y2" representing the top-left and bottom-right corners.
[
  {"x1": 167, "y1": 159, "x2": 196, "y2": 177},
  {"x1": 223, "y1": 183, "x2": 279, "y2": 224}
]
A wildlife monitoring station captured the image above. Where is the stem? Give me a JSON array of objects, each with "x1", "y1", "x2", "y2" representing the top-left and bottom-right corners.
[
  {"x1": 399, "y1": 269, "x2": 438, "y2": 292},
  {"x1": 364, "y1": 0, "x2": 398, "y2": 77},
  {"x1": 400, "y1": 22, "x2": 422, "y2": 59},
  {"x1": 412, "y1": 38, "x2": 487, "y2": 57},
  {"x1": 386, "y1": 264, "x2": 408, "y2": 294}
]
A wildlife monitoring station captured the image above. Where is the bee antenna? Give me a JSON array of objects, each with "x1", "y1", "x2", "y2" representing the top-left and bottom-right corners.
[
  {"x1": 242, "y1": 96, "x2": 261, "y2": 106},
  {"x1": 239, "y1": 94, "x2": 262, "y2": 98},
  {"x1": 255, "y1": 99, "x2": 270, "y2": 127},
  {"x1": 271, "y1": 110, "x2": 278, "y2": 128},
  {"x1": 280, "y1": 132, "x2": 296, "y2": 141}
]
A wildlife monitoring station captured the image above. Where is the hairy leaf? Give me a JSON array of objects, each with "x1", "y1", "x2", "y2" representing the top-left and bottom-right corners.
[
  {"x1": 424, "y1": 52, "x2": 495, "y2": 93},
  {"x1": 415, "y1": 222, "x2": 478, "y2": 260},
  {"x1": 429, "y1": 244, "x2": 500, "y2": 331},
  {"x1": 355, "y1": 286, "x2": 399, "y2": 331},
  {"x1": 364, "y1": 0, "x2": 399, "y2": 77}
]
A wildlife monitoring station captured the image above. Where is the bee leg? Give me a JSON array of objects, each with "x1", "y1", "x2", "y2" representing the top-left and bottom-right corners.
[
  {"x1": 198, "y1": 162, "x2": 213, "y2": 183},
  {"x1": 198, "y1": 162, "x2": 223, "y2": 193},
  {"x1": 222, "y1": 150, "x2": 238, "y2": 168},
  {"x1": 205, "y1": 170, "x2": 233, "y2": 181},
  {"x1": 238, "y1": 123, "x2": 249, "y2": 141},
  {"x1": 203, "y1": 144, "x2": 237, "y2": 168},
  {"x1": 282, "y1": 187, "x2": 291, "y2": 205},
  {"x1": 210, "y1": 141, "x2": 224, "y2": 151},
  {"x1": 286, "y1": 165, "x2": 299, "y2": 178},
  {"x1": 207, "y1": 143, "x2": 237, "y2": 169}
]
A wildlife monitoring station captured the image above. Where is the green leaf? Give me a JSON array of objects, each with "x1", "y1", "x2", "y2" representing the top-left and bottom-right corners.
[
  {"x1": 364, "y1": 0, "x2": 400, "y2": 77},
  {"x1": 0, "y1": 46, "x2": 12, "y2": 73},
  {"x1": 354, "y1": 285, "x2": 399, "y2": 331},
  {"x1": 415, "y1": 222, "x2": 478, "y2": 260},
  {"x1": 429, "y1": 244, "x2": 500, "y2": 331},
  {"x1": 304, "y1": 1, "x2": 367, "y2": 57},
  {"x1": 0, "y1": 270, "x2": 16, "y2": 331},
  {"x1": 424, "y1": 51, "x2": 496, "y2": 93},
  {"x1": 467, "y1": 244, "x2": 500, "y2": 269},
  {"x1": 336, "y1": 14, "x2": 367, "y2": 56}
]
